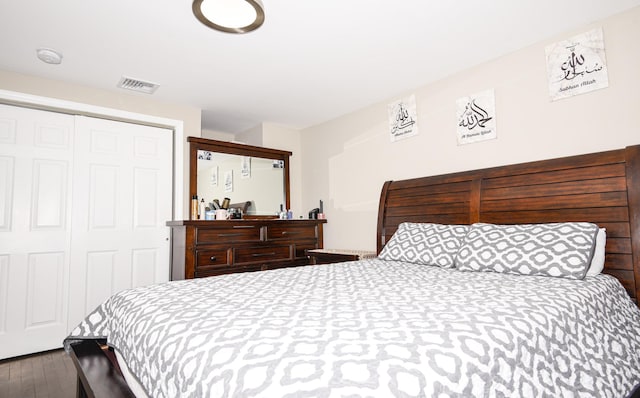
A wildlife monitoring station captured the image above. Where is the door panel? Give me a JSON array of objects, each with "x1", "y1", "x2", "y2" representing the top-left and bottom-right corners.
[
  {"x1": 132, "y1": 249, "x2": 159, "y2": 287},
  {"x1": 0, "y1": 104, "x2": 74, "y2": 359},
  {"x1": 25, "y1": 252, "x2": 64, "y2": 328},
  {"x1": 133, "y1": 167, "x2": 160, "y2": 227},
  {"x1": 89, "y1": 164, "x2": 119, "y2": 229},
  {"x1": 68, "y1": 116, "x2": 172, "y2": 328},
  {"x1": 85, "y1": 251, "x2": 116, "y2": 316},
  {"x1": 0, "y1": 156, "x2": 14, "y2": 231},
  {"x1": 0, "y1": 255, "x2": 8, "y2": 333},
  {"x1": 31, "y1": 159, "x2": 69, "y2": 229}
]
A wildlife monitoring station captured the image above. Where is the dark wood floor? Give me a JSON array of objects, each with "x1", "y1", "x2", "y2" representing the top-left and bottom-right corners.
[{"x1": 0, "y1": 349, "x2": 77, "y2": 398}]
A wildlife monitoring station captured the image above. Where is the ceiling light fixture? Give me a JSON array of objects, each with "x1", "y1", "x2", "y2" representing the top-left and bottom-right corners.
[
  {"x1": 36, "y1": 48, "x2": 63, "y2": 65},
  {"x1": 192, "y1": 0, "x2": 265, "y2": 34}
]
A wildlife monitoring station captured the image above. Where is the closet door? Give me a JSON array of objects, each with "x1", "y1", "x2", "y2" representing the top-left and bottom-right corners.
[
  {"x1": 67, "y1": 116, "x2": 172, "y2": 329},
  {"x1": 0, "y1": 104, "x2": 75, "y2": 359},
  {"x1": 0, "y1": 106, "x2": 173, "y2": 359}
]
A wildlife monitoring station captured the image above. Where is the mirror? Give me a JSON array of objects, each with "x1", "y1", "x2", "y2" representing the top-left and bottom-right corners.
[{"x1": 189, "y1": 137, "x2": 291, "y2": 218}]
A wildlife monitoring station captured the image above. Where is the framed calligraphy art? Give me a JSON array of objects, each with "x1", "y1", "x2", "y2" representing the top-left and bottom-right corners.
[
  {"x1": 224, "y1": 170, "x2": 233, "y2": 193},
  {"x1": 545, "y1": 28, "x2": 609, "y2": 101},
  {"x1": 210, "y1": 166, "x2": 218, "y2": 187},
  {"x1": 240, "y1": 156, "x2": 251, "y2": 179},
  {"x1": 456, "y1": 89, "x2": 497, "y2": 145},
  {"x1": 197, "y1": 150, "x2": 213, "y2": 160},
  {"x1": 388, "y1": 94, "x2": 419, "y2": 142}
]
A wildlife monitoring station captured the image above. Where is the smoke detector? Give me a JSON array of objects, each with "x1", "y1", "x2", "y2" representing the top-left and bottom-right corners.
[
  {"x1": 36, "y1": 48, "x2": 63, "y2": 65},
  {"x1": 117, "y1": 76, "x2": 159, "y2": 94}
]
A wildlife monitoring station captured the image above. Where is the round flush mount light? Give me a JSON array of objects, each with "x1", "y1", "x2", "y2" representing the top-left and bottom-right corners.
[
  {"x1": 36, "y1": 48, "x2": 63, "y2": 65},
  {"x1": 192, "y1": 0, "x2": 265, "y2": 34}
]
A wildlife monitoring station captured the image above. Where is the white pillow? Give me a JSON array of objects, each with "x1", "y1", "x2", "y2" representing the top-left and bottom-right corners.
[{"x1": 586, "y1": 228, "x2": 606, "y2": 276}]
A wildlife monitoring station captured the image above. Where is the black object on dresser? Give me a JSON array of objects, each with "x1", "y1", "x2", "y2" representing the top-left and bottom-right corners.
[{"x1": 167, "y1": 219, "x2": 326, "y2": 279}]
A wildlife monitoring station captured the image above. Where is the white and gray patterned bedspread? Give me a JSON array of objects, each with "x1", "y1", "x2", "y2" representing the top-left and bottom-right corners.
[{"x1": 64, "y1": 259, "x2": 640, "y2": 398}]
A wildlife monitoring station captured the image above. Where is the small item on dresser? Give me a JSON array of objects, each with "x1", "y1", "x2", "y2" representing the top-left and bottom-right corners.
[
  {"x1": 308, "y1": 208, "x2": 319, "y2": 219},
  {"x1": 204, "y1": 210, "x2": 215, "y2": 220},
  {"x1": 211, "y1": 199, "x2": 221, "y2": 210},
  {"x1": 199, "y1": 198, "x2": 205, "y2": 219},
  {"x1": 215, "y1": 209, "x2": 230, "y2": 220},
  {"x1": 190, "y1": 195, "x2": 198, "y2": 220},
  {"x1": 287, "y1": 209, "x2": 293, "y2": 219},
  {"x1": 229, "y1": 208, "x2": 242, "y2": 219},
  {"x1": 221, "y1": 197, "x2": 230, "y2": 209},
  {"x1": 318, "y1": 199, "x2": 325, "y2": 219}
]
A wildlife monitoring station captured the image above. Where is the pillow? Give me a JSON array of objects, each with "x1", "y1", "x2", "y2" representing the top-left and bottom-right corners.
[
  {"x1": 378, "y1": 222, "x2": 470, "y2": 268},
  {"x1": 455, "y1": 222, "x2": 599, "y2": 279},
  {"x1": 586, "y1": 228, "x2": 606, "y2": 276}
]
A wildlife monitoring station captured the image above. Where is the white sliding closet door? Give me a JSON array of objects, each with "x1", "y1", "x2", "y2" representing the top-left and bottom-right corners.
[
  {"x1": 0, "y1": 105, "x2": 173, "y2": 359},
  {"x1": 0, "y1": 104, "x2": 75, "y2": 358},
  {"x1": 67, "y1": 116, "x2": 172, "y2": 329}
]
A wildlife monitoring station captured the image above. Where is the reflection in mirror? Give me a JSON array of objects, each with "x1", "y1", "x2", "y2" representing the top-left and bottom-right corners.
[
  {"x1": 188, "y1": 137, "x2": 291, "y2": 218},
  {"x1": 197, "y1": 151, "x2": 285, "y2": 215}
]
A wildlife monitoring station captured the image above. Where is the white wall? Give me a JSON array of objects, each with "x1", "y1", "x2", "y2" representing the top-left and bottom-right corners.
[
  {"x1": 300, "y1": 7, "x2": 640, "y2": 251},
  {"x1": 261, "y1": 123, "x2": 303, "y2": 219},
  {"x1": 202, "y1": 128, "x2": 235, "y2": 142}
]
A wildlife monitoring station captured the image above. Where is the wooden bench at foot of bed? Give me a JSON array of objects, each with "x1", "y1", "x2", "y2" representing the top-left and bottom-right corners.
[{"x1": 68, "y1": 340, "x2": 134, "y2": 398}]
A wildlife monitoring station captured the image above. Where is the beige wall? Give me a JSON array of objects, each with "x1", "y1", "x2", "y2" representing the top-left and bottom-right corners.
[
  {"x1": 202, "y1": 128, "x2": 235, "y2": 142},
  {"x1": 300, "y1": 6, "x2": 640, "y2": 251},
  {"x1": 261, "y1": 123, "x2": 303, "y2": 218},
  {"x1": 0, "y1": 69, "x2": 201, "y2": 218}
]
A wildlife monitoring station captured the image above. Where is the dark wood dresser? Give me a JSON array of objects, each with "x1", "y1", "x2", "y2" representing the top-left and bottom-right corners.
[{"x1": 167, "y1": 219, "x2": 327, "y2": 279}]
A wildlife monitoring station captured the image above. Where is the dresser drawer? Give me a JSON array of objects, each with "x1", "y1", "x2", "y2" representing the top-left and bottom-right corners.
[
  {"x1": 234, "y1": 245, "x2": 292, "y2": 264},
  {"x1": 266, "y1": 224, "x2": 318, "y2": 241},
  {"x1": 196, "y1": 225, "x2": 261, "y2": 244},
  {"x1": 196, "y1": 264, "x2": 262, "y2": 278},
  {"x1": 195, "y1": 248, "x2": 231, "y2": 269}
]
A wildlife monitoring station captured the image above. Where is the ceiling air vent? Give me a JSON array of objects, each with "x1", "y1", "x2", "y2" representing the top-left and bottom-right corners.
[{"x1": 117, "y1": 76, "x2": 159, "y2": 94}]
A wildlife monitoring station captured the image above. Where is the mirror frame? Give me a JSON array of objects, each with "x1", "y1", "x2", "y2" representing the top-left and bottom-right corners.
[{"x1": 188, "y1": 136, "x2": 291, "y2": 218}]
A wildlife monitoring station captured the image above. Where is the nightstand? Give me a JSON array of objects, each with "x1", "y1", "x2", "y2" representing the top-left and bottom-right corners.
[{"x1": 306, "y1": 249, "x2": 377, "y2": 265}]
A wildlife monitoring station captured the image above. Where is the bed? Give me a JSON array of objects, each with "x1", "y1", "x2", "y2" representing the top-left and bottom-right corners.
[{"x1": 65, "y1": 144, "x2": 640, "y2": 398}]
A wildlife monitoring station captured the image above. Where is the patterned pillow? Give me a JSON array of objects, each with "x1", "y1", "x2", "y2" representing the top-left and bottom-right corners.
[
  {"x1": 455, "y1": 222, "x2": 599, "y2": 279},
  {"x1": 379, "y1": 222, "x2": 470, "y2": 268}
]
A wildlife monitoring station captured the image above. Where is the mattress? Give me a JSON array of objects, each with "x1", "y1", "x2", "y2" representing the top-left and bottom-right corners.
[
  {"x1": 115, "y1": 349, "x2": 149, "y2": 398},
  {"x1": 65, "y1": 259, "x2": 640, "y2": 397}
]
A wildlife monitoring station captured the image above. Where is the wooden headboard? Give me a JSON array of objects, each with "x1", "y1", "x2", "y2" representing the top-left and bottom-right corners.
[{"x1": 377, "y1": 145, "x2": 640, "y2": 303}]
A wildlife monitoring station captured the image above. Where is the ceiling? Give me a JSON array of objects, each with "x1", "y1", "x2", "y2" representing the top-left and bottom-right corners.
[{"x1": 1, "y1": 1, "x2": 639, "y2": 134}]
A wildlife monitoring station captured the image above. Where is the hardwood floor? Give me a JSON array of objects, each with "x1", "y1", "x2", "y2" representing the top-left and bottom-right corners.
[{"x1": 0, "y1": 349, "x2": 77, "y2": 398}]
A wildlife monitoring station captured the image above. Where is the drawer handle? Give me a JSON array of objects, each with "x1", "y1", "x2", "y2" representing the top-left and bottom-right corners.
[
  {"x1": 281, "y1": 231, "x2": 301, "y2": 235},
  {"x1": 252, "y1": 252, "x2": 276, "y2": 257},
  {"x1": 233, "y1": 225, "x2": 256, "y2": 229},
  {"x1": 218, "y1": 233, "x2": 244, "y2": 237},
  {"x1": 210, "y1": 256, "x2": 217, "y2": 262}
]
